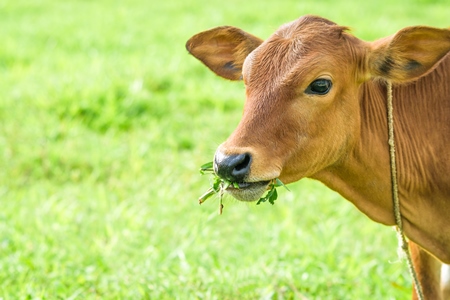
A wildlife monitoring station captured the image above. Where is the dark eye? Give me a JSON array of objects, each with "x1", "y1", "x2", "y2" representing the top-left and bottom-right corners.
[{"x1": 305, "y1": 79, "x2": 332, "y2": 95}]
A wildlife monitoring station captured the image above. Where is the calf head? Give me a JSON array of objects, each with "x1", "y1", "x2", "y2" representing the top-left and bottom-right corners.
[{"x1": 187, "y1": 15, "x2": 450, "y2": 201}]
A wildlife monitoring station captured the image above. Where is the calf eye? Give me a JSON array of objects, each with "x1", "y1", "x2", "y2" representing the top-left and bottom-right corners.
[{"x1": 305, "y1": 79, "x2": 332, "y2": 95}]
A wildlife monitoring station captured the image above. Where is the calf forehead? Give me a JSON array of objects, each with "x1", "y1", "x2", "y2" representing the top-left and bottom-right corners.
[{"x1": 243, "y1": 16, "x2": 350, "y2": 93}]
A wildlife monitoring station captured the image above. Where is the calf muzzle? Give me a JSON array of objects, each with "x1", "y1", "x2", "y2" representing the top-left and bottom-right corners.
[{"x1": 214, "y1": 151, "x2": 252, "y2": 183}]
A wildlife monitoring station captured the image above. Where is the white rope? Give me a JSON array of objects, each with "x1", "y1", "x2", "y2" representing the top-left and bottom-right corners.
[{"x1": 386, "y1": 81, "x2": 425, "y2": 300}]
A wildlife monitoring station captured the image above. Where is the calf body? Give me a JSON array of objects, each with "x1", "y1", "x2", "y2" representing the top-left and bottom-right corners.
[{"x1": 187, "y1": 15, "x2": 450, "y2": 298}]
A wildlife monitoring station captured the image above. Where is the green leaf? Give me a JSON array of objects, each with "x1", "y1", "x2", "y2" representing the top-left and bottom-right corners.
[
  {"x1": 212, "y1": 176, "x2": 222, "y2": 192},
  {"x1": 274, "y1": 178, "x2": 290, "y2": 191},
  {"x1": 256, "y1": 196, "x2": 266, "y2": 205},
  {"x1": 199, "y1": 161, "x2": 214, "y2": 174},
  {"x1": 256, "y1": 188, "x2": 272, "y2": 205},
  {"x1": 268, "y1": 188, "x2": 278, "y2": 205},
  {"x1": 200, "y1": 161, "x2": 214, "y2": 170}
]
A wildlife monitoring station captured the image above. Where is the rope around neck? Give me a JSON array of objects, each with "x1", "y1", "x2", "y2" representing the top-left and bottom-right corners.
[{"x1": 386, "y1": 81, "x2": 425, "y2": 300}]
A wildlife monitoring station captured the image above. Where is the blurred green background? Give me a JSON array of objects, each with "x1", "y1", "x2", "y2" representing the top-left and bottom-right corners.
[{"x1": 0, "y1": 0, "x2": 448, "y2": 299}]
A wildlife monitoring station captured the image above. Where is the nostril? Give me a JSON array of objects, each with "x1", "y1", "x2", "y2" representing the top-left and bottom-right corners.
[
  {"x1": 234, "y1": 153, "x2": 251, "y2": 172},
  {"x1": 231, "y1": 153, "x2": 251, "y2": 180},
  {"x1": 215, "y1": 152, "x2": 252, "y2": 182}
]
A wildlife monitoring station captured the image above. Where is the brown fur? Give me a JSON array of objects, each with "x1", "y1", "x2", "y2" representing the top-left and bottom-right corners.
[{"x1": 187, "y1": 15, "x2": 450, "y2": 298}]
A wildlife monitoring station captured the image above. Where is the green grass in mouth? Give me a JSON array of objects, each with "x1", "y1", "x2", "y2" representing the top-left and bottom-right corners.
[{"x1": 198, "y1": 161, "x2": 289, "y2": 214}]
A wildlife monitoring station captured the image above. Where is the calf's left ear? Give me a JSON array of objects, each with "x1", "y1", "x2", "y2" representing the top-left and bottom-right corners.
[
  {"x1": 368, "y1": 26, "x2": 450, "y2": 82},
  {"x1": 186, "y1": 26, "x2": 263, "y2": 81}
]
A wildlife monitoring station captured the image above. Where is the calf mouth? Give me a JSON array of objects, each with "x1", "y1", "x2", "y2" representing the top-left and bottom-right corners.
[{"x1": 225, "y1": 180, "x2": 271, "y2": 201}]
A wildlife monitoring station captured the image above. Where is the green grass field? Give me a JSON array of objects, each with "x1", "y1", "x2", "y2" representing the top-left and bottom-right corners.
[{"x1": 1, "y1": 0, "x2": 448, "y2": 299}]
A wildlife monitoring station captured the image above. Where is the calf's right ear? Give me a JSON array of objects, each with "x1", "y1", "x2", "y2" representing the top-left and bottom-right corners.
[{"x1": 186, "y1": 26, "x2": 263, "y2": 81}]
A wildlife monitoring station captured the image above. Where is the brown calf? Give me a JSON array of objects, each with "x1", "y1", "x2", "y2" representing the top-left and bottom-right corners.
[{"x1": 187, "y1": 15, "x2": 450, "y2": 299}]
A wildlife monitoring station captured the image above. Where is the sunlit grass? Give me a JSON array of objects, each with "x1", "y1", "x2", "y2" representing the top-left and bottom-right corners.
[{"x1": 0, "y1": 0, "x2": 448, "y2": 298}]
